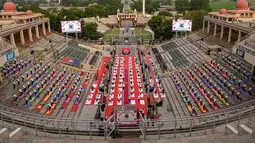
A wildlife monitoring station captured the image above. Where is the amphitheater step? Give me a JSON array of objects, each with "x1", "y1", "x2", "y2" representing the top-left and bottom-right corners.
[
  {"x1": 238, "y1": 124, "x2": 252, "y2": 135},
  {"x1": 9, "y1": 128, "x2": 24, "y2": 143},
  {"x1": 0, "y1": 128, "x2": 9, "y2": 142},
  {"x1": 225, "y1": 124, "x2": 238, "y2": 135},
  {"x1": 110, "y1": 138, "x2": 140, "y2": 143}
]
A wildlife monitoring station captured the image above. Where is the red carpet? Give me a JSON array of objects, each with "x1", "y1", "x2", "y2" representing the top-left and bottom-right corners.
[
  {"x1": 105, "y1": 57, "x2": 121, "y2": 118},
  {"x1": 124, "y1": 56, "x2": 129, "y2": 104},
  {"x1": 146, "y1": 57, "x2": 164, "y2": 102},
  {"x1": 132, "y1": 57, "x2": 147, "y2": 115},
  {"x1": 84, "y1": 57, "x2": 110, "y2": 105},
  {"x1": 124, "y1": 68, "x2": 129, "y2": 104}
]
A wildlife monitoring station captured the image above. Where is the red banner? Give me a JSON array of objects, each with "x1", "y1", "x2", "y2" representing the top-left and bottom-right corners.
[{"x1": 122, "y1": 48, "x2": 130, "y2": 55}]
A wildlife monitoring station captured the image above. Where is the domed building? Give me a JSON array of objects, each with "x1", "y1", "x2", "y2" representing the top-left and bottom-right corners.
[
  {"x1": 202, "y1": 0, "x2": 255, "y2": 45},
  {"x1": 3, "y1": 2, "x2": 17, "y2": 12},
  {"x1": 0, "y1": 2, "x2": 51, "y2": 48}
]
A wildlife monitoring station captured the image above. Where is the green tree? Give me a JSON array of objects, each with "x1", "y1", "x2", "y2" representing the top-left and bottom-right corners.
[
  {"x1": 175, "y1": 0, "x2": 190, "y2": 13},
  {"x1": 158, "y1": 11, "x2": 173, "y2": 17},
  {"x1": 132, "y1": 0, "x2": 160, "y2": 14},
  {"x1": 148, "y1": 16, "x2": 173, "y2": 40},
  {"x1": 84, "y1": 4, "x2": 108, "y2": 17},
  {"x1": 62, "y1": 0, "x2": 80, "y2": 6},
  {"x1": 183, "y1": 10, "x2": 208, "y2": 31},
  {"x1": 82, "y1": 22, "x2": 103, "y2": 40},
  {"x1": 97, "y1": 0, "x2": 122, "y2": 15},
  {"x1": 189, "y1": 0, "x2": 210, "y2": 11}
]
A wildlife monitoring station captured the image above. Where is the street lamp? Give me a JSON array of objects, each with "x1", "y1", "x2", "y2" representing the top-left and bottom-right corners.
[{"x1": 49, "y1": 39, "x2": 55, "y2": 60}]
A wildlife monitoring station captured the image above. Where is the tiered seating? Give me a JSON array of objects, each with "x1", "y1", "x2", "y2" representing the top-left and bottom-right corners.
[
  {"x1": 151, "y1": 48, "x2": 168, "y2": 71},
  {"x1": 206, "y1": 60, "x2": 254, "y2": 97},
  {"x1": 162, "y1": 57, "x2": 254, "y2": 115},
  {"x1": 88, "y1": 51, "x2": 101, "y2": 65},
  {"x1": 35, "y1": 69, "x2": 71, "y2": 111},
  {"x1": 153, "y1": 38, "x2": 208, "y2": 72},
  {"x1": 58, "y1": 40, "x2": 90, "y2": 62},
  {"x1": 220, "y1": 53, "x2": 252, "y2": 80},
  {"x1": 11, "y1": 62, "x2": 49, "y2": 104},
  {"x1": 1, "y1": 58, "x2": 32, "y2": 79}
]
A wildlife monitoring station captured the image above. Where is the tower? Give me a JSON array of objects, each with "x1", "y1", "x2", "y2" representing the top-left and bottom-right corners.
[{"x1": 143, "y1": 0, "x2": 145, "y2": 16}]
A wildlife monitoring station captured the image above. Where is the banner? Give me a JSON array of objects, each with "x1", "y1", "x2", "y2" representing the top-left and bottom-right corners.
[
  {"x1": 5, "y1": 51, "x2": 15, "y2": 62},
  {"x1": 122, "y1": 48, "x2": 130, "y2": 55}
]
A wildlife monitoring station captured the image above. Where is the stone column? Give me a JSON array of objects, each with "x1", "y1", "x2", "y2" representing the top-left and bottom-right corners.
[
  {"x1": 220, "y1": 25, "x2": 224, "y2": 40},
  {"x1": 47, "y1": 21, "x2": 51, "y2": 33},
  {"x1": 0, "y1": 37, "x2": 3, "y2": 48},
  {"x1": 143, "y1": 0, "x2": 145, "y2": 16},
  {"x1": 28, "y1": 28, "x2": 33, "y2": 42},
  {"x1": 213, "y1": 23, "x2": 217, "y2": 36},
  {"x1": 20, "y1": 30, "x2": 25, "y2": 45},
  {"x1": 10, "y1": 33, "x2": 16, "y2": 47},
  {"x1": 42, "y1": 23, "x2": 46, "y2": 36},
  {"x1": 202, "y1": 20, "x2": 205, "y2": 31},
  {"x1": 228, "y1": 28, "x2": 232, "y2": 43},
  {"x1": 207, "y1": 21, "x2": 210, "y2": 34},
  {"x1": 238, "y1": 30, "x2": 242, "y2": 43},
  {"x1": 35, "y1": 25, "x2": 40, "y2": 38},
  {"x1": 23, "y1": 20, "x2": 27, "y2": 24}
]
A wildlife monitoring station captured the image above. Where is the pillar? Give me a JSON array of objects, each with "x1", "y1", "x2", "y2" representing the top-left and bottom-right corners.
[
  {"x1": 238, "y1": 30, "x2": 242, "y2": 43},
  {"x1": 10, "y1": 33, "x2": 16, "y2": 47},
  {"x1": 20, "y1": 30, "x2": 25, "y2": 45},
  {"x1": 142, "y1": 0, "x2": 145, "y2": 16},
  {"x1": 220, "y1": 25, "x2": 224, "y2": 40},
  {"x1": 202, "y1": 20, "x2": 205, "y2": 31},
  {"x1": 28, "y1": 28, "x2": 33, "y2": 42},
  {"x1": 47, "y1": 21, "x2": 51, "y2": 33},
  {"x1": 213, "y1": 23, "x2": 217, "y2": 36},
  {"x1": 207, "y1": 21, "x2": 210, "y2": 34},
  {"x1": 35, "y1": 25, "x2": 40, "y2": 38},
  {"x1": 23, "y1": 20, "x2": 26, "y2": 24},
  {"x1": 42, "y1": 23, "x2": 46, "y2": 36},
  {"x1": 228, "y1": 28, "x2": 232, "y2": 43}
]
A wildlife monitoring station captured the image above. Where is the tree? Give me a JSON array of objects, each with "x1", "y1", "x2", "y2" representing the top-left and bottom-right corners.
[
  {"x1": 189, "y1": 0, "x2": 210, "y2": 11},
  {"x1": 158, "y1": 11, "x2": 173, "y2": 17},
  {"x1": 97, "y1": 0, "x2": 122, "y2": 15},
  {"x1": 175, "y1": 0, "x2": 190, "y2": 13},
  {"x1": 62, "y1": 0, "x2": 80, "y2": 6},
  {"x1": 82, "y1": 22, "x2": 103, "y2": 40},
  {"x1": 84, "y1": 4, "x2": 108, "y2": 17},
  {"x1": 132, "y1": 0, "x2": 160, "y2": 14},
  {"x1": 183, "y1": 10, "x2": 208, "y2": 31},
  {"x1": 148, "y1": 16, "x2": 173, "y2": 40}
]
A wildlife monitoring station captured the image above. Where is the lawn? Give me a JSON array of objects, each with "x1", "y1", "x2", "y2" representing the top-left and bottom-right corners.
[
  {"x1": 104, "y1": 29, "x2": 120, "y2": 41},
  {"x1": 210, "y1": 1, "x2": 236, "y2": 11},
  {"x1": 135, "y1": 29, "x2": 152, "y2": 40}
]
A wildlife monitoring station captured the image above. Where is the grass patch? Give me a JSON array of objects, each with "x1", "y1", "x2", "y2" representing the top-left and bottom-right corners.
[
  {"x1": 135, "y1": 29, "x2": 152, "y2": 40},
  {"x1": 104, "y1": 29, "x2": 120, "y2": 41},
  {"x1": 210, "y1": 1, "x2": 236, "y2": 11}
]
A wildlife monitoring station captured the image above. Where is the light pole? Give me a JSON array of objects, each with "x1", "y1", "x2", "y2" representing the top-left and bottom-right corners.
[{"x1": 49, "y1": 39, "x2": 55, "y2": 60}]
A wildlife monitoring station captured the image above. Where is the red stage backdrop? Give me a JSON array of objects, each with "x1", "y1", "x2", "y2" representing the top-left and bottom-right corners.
[{"x1": 122, "y1": 48, "x2": 130, "y2": 55}]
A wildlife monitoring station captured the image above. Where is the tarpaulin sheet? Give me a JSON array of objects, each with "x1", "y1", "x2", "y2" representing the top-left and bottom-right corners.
[{"x1": 61, "y1": 56, "x2": 81, "y2": 67}]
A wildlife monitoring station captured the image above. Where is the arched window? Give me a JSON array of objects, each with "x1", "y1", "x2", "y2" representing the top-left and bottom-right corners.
[
  {"x1": 240, "y1": 13, "x2": 244, "y2": 17},
  {"x1": 249, "y1": 13, "x2": 253, "y2": 18}
]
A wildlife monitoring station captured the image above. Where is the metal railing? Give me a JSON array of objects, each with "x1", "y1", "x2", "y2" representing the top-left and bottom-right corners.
[{"x1": 0, "y1": 102, "x2": 255, "y2": 140}]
